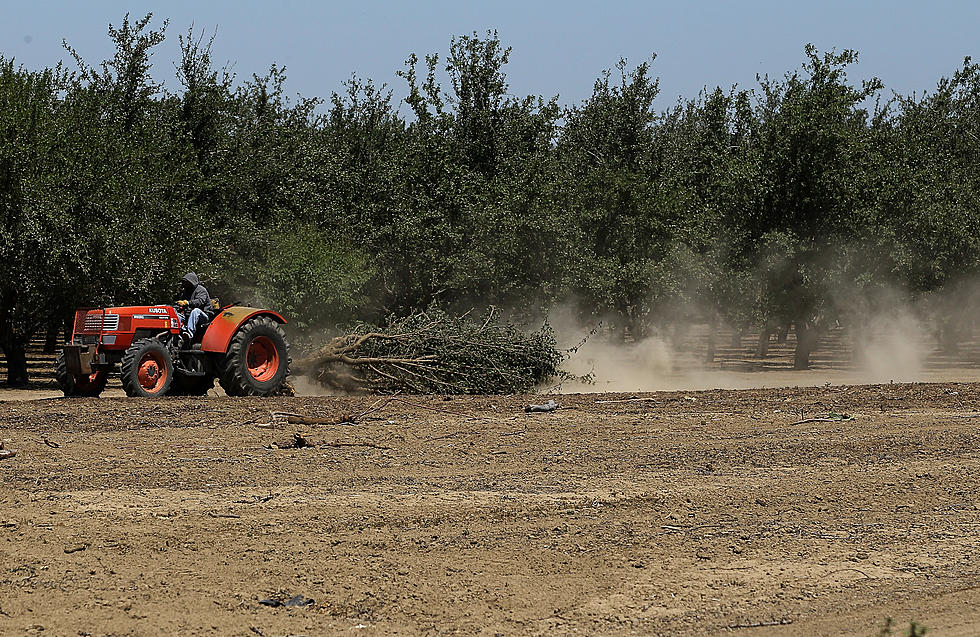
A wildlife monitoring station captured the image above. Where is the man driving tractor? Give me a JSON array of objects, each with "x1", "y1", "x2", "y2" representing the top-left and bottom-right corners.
[
  {"x1": 56, "y1": 271, "x2": 290, "y2": 397},
  {"x1": 176, "y1": 272, "x2": 211, "y2": 343}
]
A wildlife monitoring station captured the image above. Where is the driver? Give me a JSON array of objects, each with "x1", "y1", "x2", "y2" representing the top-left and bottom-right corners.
[{"x1": 176, "y1": 272, "x2": 212, "y2": 343}]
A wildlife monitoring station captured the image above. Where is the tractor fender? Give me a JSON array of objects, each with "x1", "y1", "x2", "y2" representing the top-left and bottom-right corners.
[{"x1": 201, "y1": 306, "x2": 287, "y2": 354}]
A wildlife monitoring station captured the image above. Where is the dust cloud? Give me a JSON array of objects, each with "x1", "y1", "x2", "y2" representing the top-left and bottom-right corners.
[
  {"x1": 549, "y1": 304, "x2": 752, "y2": 393},
  {"x1": 289, "y1": 374, "x2": 349, "y2": 397},
  {"x1": 548, "y1": 291, "x2": 980, "y2": 393},
  {"x1": 559, "y1": 334, "x2": 747, "y2": 392},
  {"x1": 850, "y1": 310, "x2": 930, "y2": 383}
]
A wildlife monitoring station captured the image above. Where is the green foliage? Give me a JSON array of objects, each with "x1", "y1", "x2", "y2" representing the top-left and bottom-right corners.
[
  {"x1": 0, "y1": 58, "x2": 80, "y2": 382},
  {"x1": 383, "y1": 30, "x2": 568, "y2": 316},
  {"x1": 876, "y1": 617, "x2": 928, "y2": 637},
  {"x1": 256, "y1": 225, "x2": 375, "y2": 329},
  {"x1": 559, "y1": 58, "x2": 675, "y2": 338}
]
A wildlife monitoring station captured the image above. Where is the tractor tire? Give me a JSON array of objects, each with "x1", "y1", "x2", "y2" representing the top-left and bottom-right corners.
[
  {"x1": 171, "y1": 374, "x2": 215, "y2": 397},
  {"x1": 120, "y1": 338, "x2": 174, "y2": 398},
  {"x1": 54, "y1": 351, "x2": 108, "y2": 397},
  {"x1": 219, "y1": 316, "x2": 290, "y2": 397}
]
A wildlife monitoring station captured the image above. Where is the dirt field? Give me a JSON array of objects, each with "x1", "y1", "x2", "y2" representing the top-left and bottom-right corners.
[{"x1": 2, "y1": 384, "x2": 980, "y2": 636}]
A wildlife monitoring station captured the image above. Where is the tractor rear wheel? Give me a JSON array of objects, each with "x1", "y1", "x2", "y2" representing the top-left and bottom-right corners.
[
  {"x1": 121, "y1": 339, "x2": 174, "y2": 397},
  {"x1": 219, "y1": 316, "x2": 290, "y2": 396},
  {"x1": 54, "y1": 352, "x2": 108, "y2": 397}
]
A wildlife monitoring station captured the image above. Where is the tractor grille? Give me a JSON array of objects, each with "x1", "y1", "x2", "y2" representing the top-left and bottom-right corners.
[
  {"x1": 73, "y1": 310, "x2": 119, "y2": 334},
  {"x1": 73, "y1": 310, "x2": 92, "y2": 335},
  {"x1": 99, "y1": 314, "x2": 119, "y2": 331}
]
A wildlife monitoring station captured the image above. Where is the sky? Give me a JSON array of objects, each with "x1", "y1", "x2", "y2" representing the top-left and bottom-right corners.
[{"x1": 2, "y1": 1, "x2": 978, "y2": 109}]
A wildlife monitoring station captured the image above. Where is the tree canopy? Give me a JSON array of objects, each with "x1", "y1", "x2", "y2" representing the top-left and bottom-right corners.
[{"x1": 1, "y1": 14, "x2": 978, "y2": 383}]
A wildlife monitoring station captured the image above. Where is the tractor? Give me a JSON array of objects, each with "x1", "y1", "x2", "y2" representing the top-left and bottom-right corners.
[{"x1": 55, "y1": 303, "x2": 290, "y2": 397}]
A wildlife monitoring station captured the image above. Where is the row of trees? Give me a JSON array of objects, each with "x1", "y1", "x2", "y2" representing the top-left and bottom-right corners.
[{"x1": 1, "y1": 14, "x2": 978, "y2": 383}]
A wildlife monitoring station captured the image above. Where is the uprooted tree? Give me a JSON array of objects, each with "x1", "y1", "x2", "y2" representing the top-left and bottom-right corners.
[{"x1": 294, "y1": 307, "x2": 567, "y2": 394}]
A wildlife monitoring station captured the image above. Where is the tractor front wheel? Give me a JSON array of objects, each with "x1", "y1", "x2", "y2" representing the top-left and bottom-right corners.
[
  {"x1": 121, "y1": 339, "x2": 174, "y2": 397},
  {"x1": 54, "y1": 352, "x2": 108, "y2": 397},
  {"x1": 219, "y1": 316, "x2": 290, "y2": 396}
]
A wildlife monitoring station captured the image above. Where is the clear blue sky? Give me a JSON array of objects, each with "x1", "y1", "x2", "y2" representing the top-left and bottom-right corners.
[{"x1": 2, "y1": 1, "x2": 978, "y2": 108}]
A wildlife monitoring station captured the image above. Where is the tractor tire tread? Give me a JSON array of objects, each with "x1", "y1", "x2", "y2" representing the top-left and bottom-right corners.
[
  {"x1": 121, "y1": 338, "x2": 174, "y2": 398},
  {"x1": 218, "y1": 316, "x2": 290, "y2": 397}
]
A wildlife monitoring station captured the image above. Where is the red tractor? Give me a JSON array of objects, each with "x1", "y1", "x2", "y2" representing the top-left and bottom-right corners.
[{"x1": 55, "y1": 304, "x2": 290, "y2": 397}]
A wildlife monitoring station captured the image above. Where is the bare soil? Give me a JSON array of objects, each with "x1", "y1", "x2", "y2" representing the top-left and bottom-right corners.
[{"x1": 2, "y1": 384, "x2": 980, "y2": 636}]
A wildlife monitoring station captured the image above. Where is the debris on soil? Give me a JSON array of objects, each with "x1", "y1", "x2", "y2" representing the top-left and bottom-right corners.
[
  {"x1": 322, "y1": 440, "x2": 392, "y2": 451},
  {"x1": 256, "y1": 409, "x2": 371, "y2": 429},
  {"x1": 258, "y1": 594, "x2": 314, "y2": 608},
  {"x1": 265, "y1": 432, "x2": 392, "y2": 451},
  {"x1": 284, "y1": 414, "x2": 357, "y2": 426},
  {"x1": 284, "y1": 595, "x2": 314, "y2": 608},
  {"x1": 234, "y1": 493, "x2": 278, "y2": 505},
  {"x1": 500, "y1": 423, "x2": 528, "y2": 436},
  {"x1": 255, "y1": 411, "x2": 303, "y2": 429},
  {"x1": 267, "y1": 433, "x2": 314, "y2": 449},
  {"x1": 792, "y1": 412, "x2": 854, "y2": 425},
  {"x1": 727, "y1": 618, "x2": 794, "y2": 630},
  {"x1": 0, "y1": 441, "x2": 15, "y2": 460},
  {"x1": 294, "y1": 306, "x2": 567, "y2": 394},
  {"x1": 525, "y1": 399, "x2": 558, "y2": 413}
]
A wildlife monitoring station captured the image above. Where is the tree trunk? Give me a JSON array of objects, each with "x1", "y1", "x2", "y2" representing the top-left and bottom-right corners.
[
  {"x1": 671, "y1": 321, "x2": 689, "y2": 351},
  {"x1": 3, "y1": 340, "x2": 28, "y2": 386},
  {"x1": 938, "y1": 317, "x2": 961, "y2": 354},
  {"x1": 627, "y1": 310, "x2": 646, "y2": 343},
  {"x1": 43, "y1": 323, "x2": 59, "y2": 354},
  {"x1": 0, "y1": 302, "x2": 30, "y2": 386},
  {"x1": 793, "y1": 321, "x2": 819, "y2": 370},
  {"x1": 758, "y1": 329, "x2": 771, "y2": 358},
  {"x1": 730, "y1": 329, "x2": 742, "y2": 349},
  {"x1": 777, "y1": 325, "x2": 789, "y2": 344},
  {"x1": 705, "y1": 316, "x2": 717, "y2": 363}
]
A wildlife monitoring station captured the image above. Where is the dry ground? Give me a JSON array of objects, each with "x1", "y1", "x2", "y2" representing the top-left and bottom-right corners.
[{"x1": 2, "y1": 384, "x2": 980, "y2": 636}]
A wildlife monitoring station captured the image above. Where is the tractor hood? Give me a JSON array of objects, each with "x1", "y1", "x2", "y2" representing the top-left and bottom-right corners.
[{"x1": 73, "y1": 306, "x2": 180, "y2": 335}]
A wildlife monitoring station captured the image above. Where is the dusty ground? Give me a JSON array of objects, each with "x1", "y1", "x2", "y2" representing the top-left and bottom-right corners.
[{"x1": 2, "y1": 384, "x2": 980, "y2": 636}]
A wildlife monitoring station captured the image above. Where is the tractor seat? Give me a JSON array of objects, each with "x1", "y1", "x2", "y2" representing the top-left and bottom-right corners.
[{"x1": 190, "y1": 298, "x2": 221, "y2": 344}]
